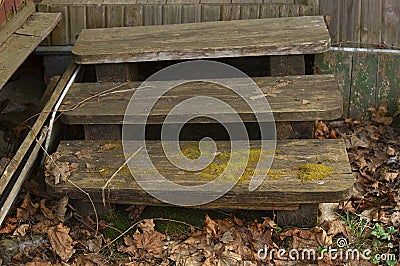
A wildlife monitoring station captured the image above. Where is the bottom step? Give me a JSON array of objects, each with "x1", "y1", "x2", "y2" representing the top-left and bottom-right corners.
[{"x1": 45, "y1": 139, "x2": 353, "y2": 210}]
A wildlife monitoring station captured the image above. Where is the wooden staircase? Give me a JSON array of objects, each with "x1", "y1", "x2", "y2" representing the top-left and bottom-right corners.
[{"x1": 45, "y1": 16, "x2": 353, "y2": 227}]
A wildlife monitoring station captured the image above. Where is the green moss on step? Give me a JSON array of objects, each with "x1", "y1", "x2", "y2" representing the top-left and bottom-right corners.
[
  {"x1": 267, "y1": 169, "x2": 284, "y2": 179},
  {"x1": 297, "y1": 163, "x2": 333, "y2": 181}
]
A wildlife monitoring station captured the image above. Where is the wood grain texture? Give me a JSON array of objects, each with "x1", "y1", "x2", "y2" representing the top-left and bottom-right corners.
[
  {"x1": 339, "y1": 0, "x2": 361, "y2": 45},
  {"x1": 45, "y1": 139, "x2": 353, "y2": 207},
  {"x1": 0, "y1": 12, "x2": 61, "y2": 91},
  {"x1": 72, "y1": 16, "x2": 330, "y2": 64},
  {"x1": 319, "y1": 0, "x2": 339, "y2": 44},
  {"x1": 60, "y1": 74, "x2": 342, "y2": 125},
  {"x1": 382, "y1": 0, "x2": 400, "y2": 48},
  {"x1": 360, "y1": 0, "x2": 382, "y2": 47}
]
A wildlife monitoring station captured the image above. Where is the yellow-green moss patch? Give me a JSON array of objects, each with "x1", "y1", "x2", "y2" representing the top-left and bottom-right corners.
[
  {"x1": 267, "y1": 169, "x2": 284, "y2": 179},
  {"x1": 297, "y1": 163, "x2": 333, "y2": 181}
]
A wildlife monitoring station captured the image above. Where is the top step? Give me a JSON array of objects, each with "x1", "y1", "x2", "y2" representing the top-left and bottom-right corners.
[{"x1": 72, "y1": 16, "x2": 330, "y2": 64}]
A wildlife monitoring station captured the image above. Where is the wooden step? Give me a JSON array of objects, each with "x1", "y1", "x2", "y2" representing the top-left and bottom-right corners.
[
  {"x1": 45, "y1": 139, "x2": 353, "y2": 226},
  {"x1": 72, "y1": 16, "x2": 330, "y2": 64},
  {"x1": 59, "y1": 74, "x2": 342, "y2": 139},
  {"x1": 0, "y1": 3, "x2": 61, "y2": 91},
  {"x1": 38, "y1": 0, "x2": 319, "y2": 46}
]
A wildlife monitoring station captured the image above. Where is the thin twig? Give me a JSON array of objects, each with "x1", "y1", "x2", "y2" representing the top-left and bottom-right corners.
[
  {"x1": 101, "y1": 146, "x2": 143, "y2": 206},
  {"x1": 42, "y1": 140, "x2": 100, "y2": 234},
  {"x1": 99, "y1": 217, "x2": 201, "y2": 252}
]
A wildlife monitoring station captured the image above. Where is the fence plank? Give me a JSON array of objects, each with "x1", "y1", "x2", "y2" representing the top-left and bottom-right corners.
[
  {"x1": 182, "y1": 4, "x2": 201, "y2": 23},
  {"x1": 319, "y1": 0, "x2": 339, "y2": 44},
  {"x1": 260, "y1": 4, "x2": 279, "y2": 18},
  {"x1": 69, "y1": 5, "x2": 86, "y2": 44},
  {"x1": 377, "y1": 53, "x2": 400, "y2": 115},
  {"x1": 221, "y1": 4, "x2": 241, "y2": 20},
  {"x1": 382, "y1": 0, "x2": 400, "y2": 48},
  {"x1": 360, "y1": 0, "x2": 382, "y2": 47},
  {"x1": 49, "y1": 5, "x2": 70, "y2": 45},
  {"x1": 124, "y1": 5, "x2": 143, "y2": 26},
  {"x1": 106, "y1": 5, "x2": 124, "y2": 27},
  {"x1": 349, "y1": 52, "x2": 378, "y2": 120},
  {"x1": 339, "y1": 0, "x2": 361, "y2": 45},
  {"x1": 240, "y1": 4, "x2": 260, "y2": 19},
  {"x1": 163, "y1": 4, "x2": 182, "y2": 24},
  {"x1": 299, "y1": 4, "x2": 318, "y2": 15},
  {"x1": 143, "y1": 4, "x2": 162, "y2": 25},
  {"x1": 314, "y1": 51, "x2": 353, "y2": 118},
  {"x1": 86, "y1": 5, "x2": 105, "y2": 29},
  {"x1": 201, "y1": 4, "x2": 221, "y2": 22}
]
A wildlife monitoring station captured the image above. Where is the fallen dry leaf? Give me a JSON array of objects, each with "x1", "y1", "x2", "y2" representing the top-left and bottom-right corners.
[
  {"x1": 368, "y1": 101, "x2": 393, "y2": 126},
  {"x1": 314, "y1": 120, "x2": 329, "y2": 139},
  {"x1": 55, "y1": 196, "x2": 69, "y2": 223},
  {"x1": 12, "y1": 223, "x2": 30, "y2": 237},
  {"x1": 40, "y1": 199, "x2": 55, "y2": 220},
  {"x1": 0, "y1": 217, "x2": 18, "y2": 234},
  {"x1": 97, "y1": 143, "x2": 118, "y2": 152},
  {"x1": 74, "y1": 253, "x2": 109, "y2": 266},
  {"x1": 44, "y1": 153, "x2": 71, "y2": 185},
  {"x1": 16, "y1": 193, "x2": 39, "y2": 221},
  {"x1": 48, "y1": 223, "x2": 75, "y2": 261}
]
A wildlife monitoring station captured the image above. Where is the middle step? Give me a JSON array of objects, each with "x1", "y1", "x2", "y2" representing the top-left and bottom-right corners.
[{"x1": 60, "y1": 74, "x2": 342, "y2": 140}]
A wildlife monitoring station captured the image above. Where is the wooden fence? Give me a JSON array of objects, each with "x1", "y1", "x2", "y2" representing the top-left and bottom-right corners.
[
  {"x1": 315, "y1": 50, "x2": 399, "y2": 120},
  {"x1": 38, "y1": 0, "x2": 319, "y2": 45},
  {"x1": 320, "y1": 0, "x2": 400, "y2": 49}
]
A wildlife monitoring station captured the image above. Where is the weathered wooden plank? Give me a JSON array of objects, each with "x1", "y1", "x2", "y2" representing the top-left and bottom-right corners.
[
  {"x1": 0, "y1": 12, "x2": 62, "y2": 91},
  {"x1": 106, "y1": 5, "x2": 124, "y2": 27},
  {"x1": 49, "y1": 5, "x2": 69, "y2": 45},
  {"x1": 314, "y1": 51, "x2": 353, "y2": 118},
  {"x1": 240, "y1": 4, "x2": 260, "y2": 19},
  {"x1": 280, "y1": 4, "x2": 299, "y2": 17},
  {"x1": 45, "y1": 139, "x2": 353, "y2": 207},
  {"x1": 221, "y1": 4, "x2": 241, "y2": 20},
  {"x1": 360, "y1": 0, "x2": 382, "y2": 47},
  {"x1": 377, "y1": 53, "x2": 400, "y2": 115},
  {"x1": 294, "y1": 0, "x2": 318, "y2": 5},
  {"x1": 339, "y1": 0, "x2": 361, "y2": 46},
  {"x1": 201, "y1": 4, "x2": 221, "y2": 22},
  {"x1": 143, "y1": 4, "x2": 163, "y2": 25},
  {"x1": 86, "y1": 4, "x2": 105, "y2": 29},
  {"x1": 319, "y1": 0, "x2": 339, "y2": 44},
  {"x1": 259, "y1": 3, "x2": 279, "y2": 18},
  {"x1": 0, "y1": 2, "x2": 35, "y2": 45},
  {"x1": 299, "y1": 4, "x2": 318, "y2": 16},
  {"x1": 0, "y1": 62, "x2": 77, "y2": 196},
  {"x1": 124, "y1": 5, "x2": 143, "y2": 26},
  {"x1": 349, "y1": 52, "x2": 378, "y2": 120},
  {"x1": 73, "y1": 16, "x2": 330, "y2": 64},
  {"x1": 181, "y1": 4, "x2": 202, "y2": 23},
  {"x1": 162, "y1": 4, "x2": 182, "y2": 24},
  {"x1": 60, "y1": 74, "x2": 342, "y2": 125},
  {"x1": 382, "y1": 0, "x2": 400, "y2": 48},
  {"x1": 68, "y1": 5, "x2": 86, "y2": 44}
]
